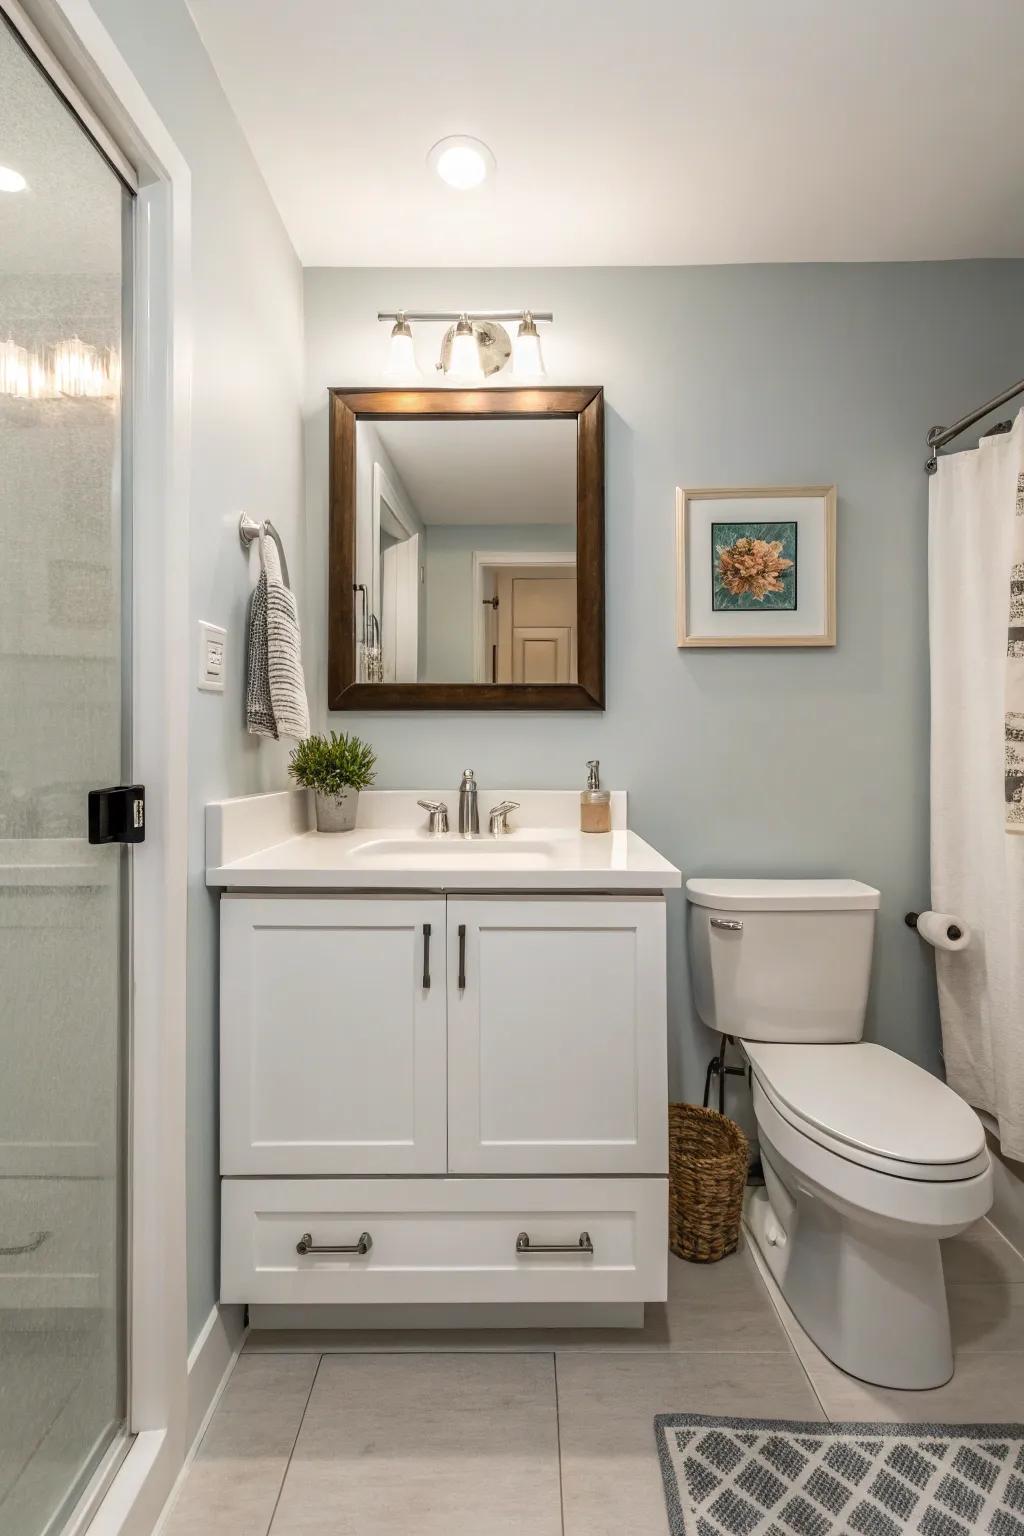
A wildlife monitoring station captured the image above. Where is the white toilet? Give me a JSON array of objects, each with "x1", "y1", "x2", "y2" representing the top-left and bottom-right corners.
[{"x1": 686, "y1": 877, "x2": 992, "y2": 1390}]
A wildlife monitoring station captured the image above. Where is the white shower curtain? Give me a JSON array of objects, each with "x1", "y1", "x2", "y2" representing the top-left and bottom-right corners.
[{"x1": 929, "y1": 410, "x2": 1024, "y2": 1159}]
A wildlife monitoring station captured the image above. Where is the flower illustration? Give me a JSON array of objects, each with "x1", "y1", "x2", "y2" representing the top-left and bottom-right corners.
[{"x1": 716, "y1": 536, "x2": 793, "y2": 601}]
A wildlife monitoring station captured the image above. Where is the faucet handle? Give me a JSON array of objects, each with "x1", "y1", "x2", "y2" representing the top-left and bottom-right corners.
[
  {"x1": 488, "y1": 800, "x2": 520, "y2": 836},
  {"x1": 417, "y1": 799, "x2": 449, "y2": 834}
]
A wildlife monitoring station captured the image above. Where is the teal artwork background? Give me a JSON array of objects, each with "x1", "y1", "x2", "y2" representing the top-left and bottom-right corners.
[{"x1": 712, "y1": 520, "x2": 798, "y2": 611}]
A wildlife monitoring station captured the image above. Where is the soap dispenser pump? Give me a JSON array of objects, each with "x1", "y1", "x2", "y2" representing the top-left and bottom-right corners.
[{"x1": 580, "y1": 759, "x2": 611, "y2": 834}]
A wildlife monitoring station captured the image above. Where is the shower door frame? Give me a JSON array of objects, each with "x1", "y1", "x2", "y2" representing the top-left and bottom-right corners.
[{"x1": 1, "y1": 3, "x2": 192, "y2": 1535}]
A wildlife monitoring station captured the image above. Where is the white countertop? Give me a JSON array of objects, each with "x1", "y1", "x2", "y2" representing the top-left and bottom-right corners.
[{"x1": 205, "y1": 790, "x2": 681, "y2": 893}]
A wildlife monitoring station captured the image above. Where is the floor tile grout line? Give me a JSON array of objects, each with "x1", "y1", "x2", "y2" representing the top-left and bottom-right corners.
[
  {"x1": 552, "y1": 1352, "x2": 566, "y2": 1536},
  {"x1": 264, "y1": 1353, "x2": 324, "y2": 1536}
]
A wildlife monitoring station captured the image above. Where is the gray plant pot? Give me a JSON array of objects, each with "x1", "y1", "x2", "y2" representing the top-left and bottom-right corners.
[{"x1": 314, "y1": 788, "x2": 359, "y2": 833}]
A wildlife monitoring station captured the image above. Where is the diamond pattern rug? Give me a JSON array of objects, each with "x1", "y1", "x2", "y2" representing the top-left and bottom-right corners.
[{"x1": 654, "y1": 1415, "x2": 1024, "y2": 1536}]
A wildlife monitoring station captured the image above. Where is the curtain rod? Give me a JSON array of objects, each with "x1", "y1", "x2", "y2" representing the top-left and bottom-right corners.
[{"x1": 925, "y1": 377, "x2": 1024, "y2": 473}]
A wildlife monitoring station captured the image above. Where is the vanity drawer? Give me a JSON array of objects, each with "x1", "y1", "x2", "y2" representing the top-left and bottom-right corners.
[{"x1": 222, "y1": 1177, "x2": 667, "y2": 1305}]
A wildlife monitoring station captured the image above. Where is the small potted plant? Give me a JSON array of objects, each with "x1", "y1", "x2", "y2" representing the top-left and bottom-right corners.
[{"x1": 288, "y1": 731, "x2": 377, "y2": 832}]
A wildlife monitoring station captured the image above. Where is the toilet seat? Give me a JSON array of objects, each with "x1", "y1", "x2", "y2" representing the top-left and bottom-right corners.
[{"x1": 744, "y1": 1040, "x2": 988, "y2": 1182}]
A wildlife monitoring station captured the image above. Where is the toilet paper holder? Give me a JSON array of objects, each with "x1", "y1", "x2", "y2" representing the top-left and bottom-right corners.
[{"x1": 905, "y1": 911, "x2": 963, "y2": 942}]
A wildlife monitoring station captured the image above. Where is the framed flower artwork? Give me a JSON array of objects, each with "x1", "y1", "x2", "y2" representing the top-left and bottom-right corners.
[{"x1": 675, "y1": 485, "x2": 836, "y2": 647}]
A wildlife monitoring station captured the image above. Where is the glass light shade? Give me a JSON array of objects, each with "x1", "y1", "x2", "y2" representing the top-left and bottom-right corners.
[
  {"x1": 384, "y1": 324, "x2": 420, "y2": 381},
  {"x1": 446, "y1": 321, "x2": 485, "y2": 382},
  {"x1": 512, "y1": 320, "x2": 546, "y2": 379}
]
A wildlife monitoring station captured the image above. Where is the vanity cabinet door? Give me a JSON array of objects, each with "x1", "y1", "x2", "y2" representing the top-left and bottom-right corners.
[
  {"x1": 220, "y1": 895, "x2": 446, "y2": 1175},
  {"x1": 446, "y1": 898, "x2": 668, "y2": 1176}
]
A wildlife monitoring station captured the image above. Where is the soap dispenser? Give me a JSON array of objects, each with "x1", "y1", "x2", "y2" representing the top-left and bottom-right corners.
[{"x1": 580, "y1": 760, "x2": 611, "y2": 834}]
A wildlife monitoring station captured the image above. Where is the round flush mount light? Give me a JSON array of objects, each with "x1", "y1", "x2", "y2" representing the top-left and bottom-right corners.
[
  {"x1": 428, "y1": 135, "x2": 495, "y2": 191},
  {"x1": 0, "y1": 165, "x2": 27, "y2": 192}
]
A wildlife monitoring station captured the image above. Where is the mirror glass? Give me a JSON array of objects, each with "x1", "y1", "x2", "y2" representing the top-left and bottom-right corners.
[{"x1": 353, "y1": 418, "x2": 578, "y2": 685}]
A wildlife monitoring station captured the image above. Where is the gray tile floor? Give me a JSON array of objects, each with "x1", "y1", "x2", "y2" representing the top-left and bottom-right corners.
[{"x1": 161, "y1": 1219, "x2": 1024, "y2": 1535}]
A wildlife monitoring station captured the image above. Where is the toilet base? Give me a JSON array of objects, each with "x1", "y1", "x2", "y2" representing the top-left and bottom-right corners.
[{"x1": 747, "y1": 1151, "x2": 955, "y2": 1391}]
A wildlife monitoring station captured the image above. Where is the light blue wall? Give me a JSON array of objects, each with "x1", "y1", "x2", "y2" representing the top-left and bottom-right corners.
[
  {"x1": 423, "y1": 524, "x2": 575, "y2": 681},
  {"x1": 305, "y1": 261, "x2": 1024, "y2": 1108},
  {"x1": 93, "y1": 0, "x2": 305, "y2": 1345}
]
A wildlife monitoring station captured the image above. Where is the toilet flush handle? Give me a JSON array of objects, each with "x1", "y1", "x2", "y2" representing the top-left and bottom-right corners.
[{"x1": 710, "y1": 917, "x2": 743, "y2": 932}]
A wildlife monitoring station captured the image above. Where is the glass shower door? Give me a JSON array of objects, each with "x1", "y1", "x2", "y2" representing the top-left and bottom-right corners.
[{"x1": 0, "y1": 14, "x2": 132, "y2": 1535}]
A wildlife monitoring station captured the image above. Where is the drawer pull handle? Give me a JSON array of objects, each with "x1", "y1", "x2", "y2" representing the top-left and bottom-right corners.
[
  {"x1": 296, "y1": 1231, "x2": 372, "y2": 1256},
  {"x1": 710, "y1": 917, "x2": 743, "y2": 932},
  {"x1": 515, "y1": 1230, "x2": 593, "y2": 1256},
  {"x1": 422, "y1": 922, "x2": 431, "y2": 990},
  {"x1": 458, "y1": 923, "x2": 467, "y2": 990},
  {"x1": 0, "y1": 1229, "x2": 50, "y2": 1257}
]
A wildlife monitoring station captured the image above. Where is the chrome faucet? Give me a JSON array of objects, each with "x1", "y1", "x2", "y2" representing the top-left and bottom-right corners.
[
  {"x1": 488, "y1": 800, "x2": 520, "y2": 836},
  {"x1": 458, "y1": 769, "x2": 479, "y2": 835},
  {"x1": 417, "y1": 799, "x2": 449, "y2": 834}
]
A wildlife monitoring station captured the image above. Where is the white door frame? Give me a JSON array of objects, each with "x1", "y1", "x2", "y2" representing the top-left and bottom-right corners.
[
  {"x1": 2, "y1": 3, "x2": 191, "y2": 1534},
  {"x1": 371, "y1": 461, "x2": 420, "y2": 681},
  {"x1": 471, "y1": 550, "x2": 576, "y2": 684}
]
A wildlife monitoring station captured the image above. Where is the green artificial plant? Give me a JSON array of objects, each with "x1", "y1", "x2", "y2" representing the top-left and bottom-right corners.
[{"x1": 288, "y1": 731, "x2": 377, "y2": 798}]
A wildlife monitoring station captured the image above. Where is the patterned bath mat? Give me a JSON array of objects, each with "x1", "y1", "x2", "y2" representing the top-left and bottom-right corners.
[{"x1": 654, "y1": 1414, "x2": 1024, "y2": 1536}]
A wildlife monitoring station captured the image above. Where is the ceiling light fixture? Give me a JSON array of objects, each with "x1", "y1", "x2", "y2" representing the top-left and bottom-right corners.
[
  {"x1": 0, "y1": 164, "x2": 27, "y2": 192},
  {"x1": 377, "y1": 310, "x2": 553, "y2": 384},
  {"x1": 512, "y1": 312, "x2": 546, "y2": 380},
  {"x1": 384, "y1": 312, "x2": 421, "y2": 381},
  {"x1": 428, "y1": 135, "x2": 495, "y2": 191}
]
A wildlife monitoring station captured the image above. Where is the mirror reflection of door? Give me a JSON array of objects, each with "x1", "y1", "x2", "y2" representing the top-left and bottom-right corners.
[
  {"x1": 484, "y1": 564, "x2": 578, "y2": 683},
  {"x1": 370, "y1": 460, "x2": 421, "y2": 683}
]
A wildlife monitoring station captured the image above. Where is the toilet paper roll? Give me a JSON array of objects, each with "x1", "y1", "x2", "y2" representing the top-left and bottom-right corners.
[{"x1": 915, "y1": 910, "x2": 971, "y2": 952}]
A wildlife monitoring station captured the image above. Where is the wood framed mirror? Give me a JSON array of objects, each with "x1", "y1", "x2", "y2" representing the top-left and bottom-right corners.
[{"x1": 328, "y1": 386, "x2": 604, "y2": 710}]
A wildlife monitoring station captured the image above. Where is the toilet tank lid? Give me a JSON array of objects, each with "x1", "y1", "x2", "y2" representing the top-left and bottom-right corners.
[{"x1": 686, "y1": 878, "x2": 881, "y2": 911}]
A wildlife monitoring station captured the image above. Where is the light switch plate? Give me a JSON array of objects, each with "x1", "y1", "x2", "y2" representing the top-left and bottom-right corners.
[{"x1": 197, "y1": 621, "x2": 226, "y2": 692}]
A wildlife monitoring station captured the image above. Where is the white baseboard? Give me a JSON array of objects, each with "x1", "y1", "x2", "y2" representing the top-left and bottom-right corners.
[
  {"x1": 248, "y1": 1301, "x2": 644, "y2": 1331},
  {"x1": 185, "y1": 1304, "x2": 246, "y2": 1452},
  {"x1": 151, "y1": 1306, "x2": 246, "y2": 1536},
  {"x1": 985, "y1": 1131, "x2": 1024, "y2": 1260}
]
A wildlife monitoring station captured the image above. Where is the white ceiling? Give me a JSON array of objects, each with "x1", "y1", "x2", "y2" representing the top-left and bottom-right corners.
[
  {"x1": 189, "y1": 0, "x2": 1024, "y2": 267},
  {"x1": 371, "y1": 419, "x2": 576, "y2": 525}
]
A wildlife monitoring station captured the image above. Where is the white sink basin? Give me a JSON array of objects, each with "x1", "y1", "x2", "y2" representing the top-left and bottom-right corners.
[{"x1": 349, "y1": 836, "x2": 558, "y2": 870}]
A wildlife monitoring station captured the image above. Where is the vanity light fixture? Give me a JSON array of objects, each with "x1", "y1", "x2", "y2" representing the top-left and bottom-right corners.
[
  {"x1": 445, "y1": 314, "x2": 487, "y2": 382},
  {"x1": 0, "y1": 164, "x2": 27, "y2": 192},
  {"x1": 377, "y1": 310, "x2": 553, "y2": 383},
  {"x1": 428, "y1": 135, "x2": 495, "y2": 190},
  {"x1": 384, "y1": 313, "x2": 421, "y2": 381},
  {"x1": 512, "y1": 312, "x2": 546, "y2": 379}
]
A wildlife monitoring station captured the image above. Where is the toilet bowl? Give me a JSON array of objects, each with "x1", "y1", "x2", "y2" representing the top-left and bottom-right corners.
[{"x1": 686, "y1": 877, "x2": 992, "y2": 1390}]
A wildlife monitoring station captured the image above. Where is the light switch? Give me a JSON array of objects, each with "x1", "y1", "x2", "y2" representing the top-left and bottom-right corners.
[{"x1": 198, "y1": 621, "x2": 226, "y2": 692}]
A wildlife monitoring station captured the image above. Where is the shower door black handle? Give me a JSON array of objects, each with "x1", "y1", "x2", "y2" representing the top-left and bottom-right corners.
[{"x1": 88, "y1": 785, "x2": 145, "y2": 843}]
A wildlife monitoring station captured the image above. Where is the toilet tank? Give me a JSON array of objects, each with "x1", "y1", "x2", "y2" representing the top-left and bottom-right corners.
[{"x1": 686, "y1": 878, "x2": 880, "y2": 1043}]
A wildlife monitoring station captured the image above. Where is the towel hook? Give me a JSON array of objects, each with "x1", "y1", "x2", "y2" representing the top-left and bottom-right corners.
[{"x1": 239, "y1": 513, "x2": 291, "y2": 590}]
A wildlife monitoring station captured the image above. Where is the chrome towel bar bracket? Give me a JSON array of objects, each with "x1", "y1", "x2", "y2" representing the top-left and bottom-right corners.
[{"x1": 239, "y1": 512, "x2": 291, "y2": 589}]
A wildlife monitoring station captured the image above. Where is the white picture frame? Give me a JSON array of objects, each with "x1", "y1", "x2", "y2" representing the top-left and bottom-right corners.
[{"x1": 676, "y1": 484, "x2": 837, "y2": 648}]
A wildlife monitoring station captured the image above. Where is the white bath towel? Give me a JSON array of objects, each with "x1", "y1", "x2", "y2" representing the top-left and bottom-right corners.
[{"x1": 246, "y1": 527, "x2": 309, "y2": 741}]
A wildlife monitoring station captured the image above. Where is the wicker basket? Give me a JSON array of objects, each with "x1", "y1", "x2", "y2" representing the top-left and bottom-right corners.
[{"x1": 668, "y1": 1103, "x2": 749, "y2": 1263}]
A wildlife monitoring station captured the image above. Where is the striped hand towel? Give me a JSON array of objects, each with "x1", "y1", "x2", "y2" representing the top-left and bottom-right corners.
[{"x1": 246, "y1": 527, "x2": 310, "y2": 741}]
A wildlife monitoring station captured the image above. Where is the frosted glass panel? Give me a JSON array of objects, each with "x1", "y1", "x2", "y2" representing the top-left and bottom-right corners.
[{"x1": 0, "y1": 15, "x2": 130, "y2": 1535}]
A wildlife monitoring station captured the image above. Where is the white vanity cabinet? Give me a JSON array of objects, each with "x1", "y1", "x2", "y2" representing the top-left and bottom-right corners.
[
  {"x1": 209, "y1": 789, "x2": 681, "y2": 1318},
  {"x1": 220, "y1": 895, "x2": 447, "y2": 1175}
]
